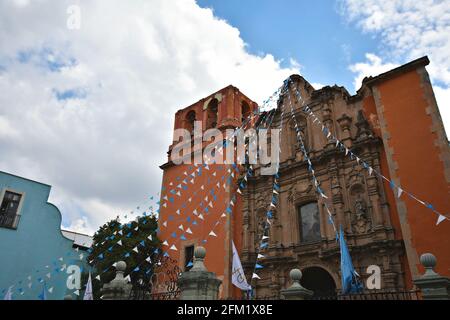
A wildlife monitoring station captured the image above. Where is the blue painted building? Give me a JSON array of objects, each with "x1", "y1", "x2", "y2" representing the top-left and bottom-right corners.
[{"x1": 0, "y1": 171, "x2": 91, "y2": 300}]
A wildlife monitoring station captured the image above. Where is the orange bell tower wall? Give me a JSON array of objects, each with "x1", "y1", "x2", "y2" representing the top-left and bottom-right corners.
[{"x1": 363, "y1": 56, "x2": 450, "y2": 280}]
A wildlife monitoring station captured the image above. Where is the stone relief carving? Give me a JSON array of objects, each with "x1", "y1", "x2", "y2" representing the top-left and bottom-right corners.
[
  {"x1": 355, "y1": 110, "x2": 374, "y2": 140},
  {"x1": 287, "y1": 180, "x2": 312, "y2": 203},
  {"x1": 350, "y1": 189, "x2": 372, "y2": 234},
  {"x1": 255, "y1": 209, "x2": 269, "y2": 249}
]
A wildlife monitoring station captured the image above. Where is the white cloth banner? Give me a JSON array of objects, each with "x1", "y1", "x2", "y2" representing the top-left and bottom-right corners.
[
  {"x1": 83, "y1": 272, "x2": 93, "y2": 300},
  {"x1": 231, "y1": 241, "x2": 252, "y2": 291}
]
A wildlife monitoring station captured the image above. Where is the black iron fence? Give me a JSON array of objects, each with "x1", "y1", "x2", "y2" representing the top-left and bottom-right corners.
[{"x1": 311, "y1": 290, "x2": 421, "y2": 300}]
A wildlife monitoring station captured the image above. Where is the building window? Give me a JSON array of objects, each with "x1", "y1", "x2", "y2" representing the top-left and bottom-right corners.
[
  {"x1": 186, "y1": 110, "x2": 196, "y2": 133},
  {"x1": 298, "y1": 202, "x2": 321, "y2": 243},
  {"x1": 0, "y1": 191, "x2": 22, "y2": 229},
  {"x1": 184, "y1": 245, "x2": 195, "y2": 271},
  {"x1": 206, "y1": 99, "x2": 218, "y2": 129},
  {"x1": 241, "y1": 101, "x2": 250, "y2": 123}
]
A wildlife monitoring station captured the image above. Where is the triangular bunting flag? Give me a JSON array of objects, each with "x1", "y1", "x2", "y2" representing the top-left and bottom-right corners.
[{"x1": 437, "y1": 215, "x2": 446, "y2": 226}]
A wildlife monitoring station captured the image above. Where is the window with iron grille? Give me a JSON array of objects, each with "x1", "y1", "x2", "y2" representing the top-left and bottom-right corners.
[{"x1": 0, "y1": 190, "x2": 22, "y2": 229}]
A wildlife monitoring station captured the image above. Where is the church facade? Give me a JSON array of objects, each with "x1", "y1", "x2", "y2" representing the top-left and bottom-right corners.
[{"x1": 158, "y1": 56, "x2": 450, "y2": 299}]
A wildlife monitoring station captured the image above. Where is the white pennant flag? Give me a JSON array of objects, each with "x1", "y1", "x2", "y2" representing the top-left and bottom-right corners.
[
  {"x1": 147, "y1": 235, "x2": 152, "y2": 241},
  {"x1": 369, "y1": 167, "x2": 373, "y2": 176},
  {"x1": 436, "y1": 215, "x2": 446, "y2": 226},
  {"x1": 209, "y1": 231, "x2": 217, "y2": 237},
  {"x1": 397, "y1": 187, "x2": 403, "y2": 198},
  {"x1": 252, "y1": 273, "x2": 261, "y2": 280},
  {"x1": 83, "y1": 272, "x2": 93, "y2": 300},
  {"x1": 117, "y1": 240, "x2": 122, "y2": 246},
  {"x1": 257, "y1": 254, "x2": 265, "y2": 259},
  {"x1": 170, "y1": 244, "x2": 178, "y2": 251},
  {"x1": 186, "y1": 228, "x2": 193, "y2": 234},
  {"x1": 231, "y1": 241, "x2": 252, "y2": 291}
]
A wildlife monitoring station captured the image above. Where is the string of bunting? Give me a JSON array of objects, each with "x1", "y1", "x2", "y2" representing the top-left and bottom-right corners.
[
  {"x1": 297, "y1": 92, "x2": 449, "y2": 226},
  {"x1": 161, "y1": 106, "x2": 277, "y2": 267},
  {"x1": 250, "y1": 80, "x2": 289, "y2": 282},
  {"x1": 286, "y1": 80, "x2": 338, "y2": 236},
  {"x1": 0, "y1": 85, "x2": 285, "y2": 298}
]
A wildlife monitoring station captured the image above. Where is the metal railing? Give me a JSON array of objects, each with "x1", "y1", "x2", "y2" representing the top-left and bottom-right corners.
[{"x1": 311, "y1": 289, "x2": 421, "y2": 300}]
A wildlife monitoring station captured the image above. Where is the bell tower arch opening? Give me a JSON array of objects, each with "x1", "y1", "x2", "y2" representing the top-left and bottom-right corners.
[{"x1": 206, "y1": 98, "x2": 218, "y2": 129}]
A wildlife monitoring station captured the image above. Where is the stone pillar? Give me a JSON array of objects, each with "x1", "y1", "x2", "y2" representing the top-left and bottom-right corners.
[
  {"x1": 280, "y1": 269, "x2": 313, "y2": 300},
  {"x1": 177, "y1": 246, "x2": 222, "y2": 300},
  {"x1": 414, "y1": 253, "x2": 450, "y2": 300},
  {"x1": 100, "y1": 261, "x2": 132, "y2": 300}
]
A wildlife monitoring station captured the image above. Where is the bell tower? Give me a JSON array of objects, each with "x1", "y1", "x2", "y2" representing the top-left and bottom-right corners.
[{"x1": 158, "y1": 85, "x2": 257, "y2": 298}]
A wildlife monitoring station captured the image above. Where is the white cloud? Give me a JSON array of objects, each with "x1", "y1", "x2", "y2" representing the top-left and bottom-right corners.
[
  {"x1": 311, "y1": 83, "x2": 326, "y2": 90},
  {"x1": 349, "y1": 53, "x2": 398, "y2": 90},
  {"x1": 434, "y1": 85, "x2": 450, "y2": 137},
  {"x1": 0, "y1": 0, "x2": 299, "y2": 234},
  {"x1": 340, "y1": 0, "x2": 450, "y2": 135}
]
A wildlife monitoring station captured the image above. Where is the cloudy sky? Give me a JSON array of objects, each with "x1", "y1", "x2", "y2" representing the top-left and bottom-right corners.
[{"x1": 0, "y1": 0, "x2": 449, "y2": 235}]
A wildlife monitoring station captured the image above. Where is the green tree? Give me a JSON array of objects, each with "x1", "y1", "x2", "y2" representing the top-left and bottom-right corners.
[{"x1": 86, "y1": 215, "x2": 161, "y2": 299}]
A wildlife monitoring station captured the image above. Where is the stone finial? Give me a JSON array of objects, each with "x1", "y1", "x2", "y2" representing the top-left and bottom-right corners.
[
  {"x1": 116, "y1": 261, "x2": 126, "y2": 273},
  {"x1": 420, "y1": 253, "x2": 438, "y2": 277},
  {"x1": 280, "y1": 268, "x2": 313, "y2": 300},
  {"x1": 190, "y1": 246, "x2": 207, "y2": 272},
  {"x1": 414, "y1": 252, "x2": 450, "y2": 300},
  {"x1": 290, "y1": 269, "x2": 302, "y2": 287},
  {"x1": 177, "y1": 246, "x2": 222, "y2": 300},
  {"x1": 100, "y1": 260, "x2": 132, "y2": 300}
]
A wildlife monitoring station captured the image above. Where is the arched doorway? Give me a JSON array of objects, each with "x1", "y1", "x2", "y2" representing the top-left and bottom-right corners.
[{"x1": 301, "y1": 267, "x2": 337, "y2": 299}]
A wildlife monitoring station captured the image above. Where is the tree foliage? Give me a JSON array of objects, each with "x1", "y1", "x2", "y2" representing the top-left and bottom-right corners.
[{"x1": 86, "y1": 215, "x2": 161, "y2": 299}]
